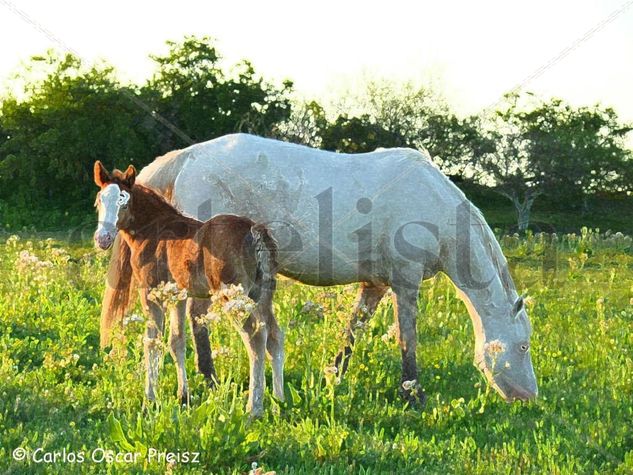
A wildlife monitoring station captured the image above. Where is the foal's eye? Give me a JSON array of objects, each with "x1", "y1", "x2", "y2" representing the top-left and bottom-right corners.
[{"x1": 117, "y1": 192, "x2": 130, "y2": 208}]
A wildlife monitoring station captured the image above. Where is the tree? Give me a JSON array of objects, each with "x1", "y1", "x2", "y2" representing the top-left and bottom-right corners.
[
  {"x1": 479, "y1": 94, "x2": 632, "y2": 231},
  {"x1": 521, "y1": 99, "x2": 632, "y2": 204},
  {"x1": 143, "y1": 36, "x2": 293, "y2": 151},
  {"x1": 0, "y1": 52, "x2": 153, "y2": 228},
  {"x1": 274, "y1": 100, "x2": 328, "y2": 148},
  {"x1": 321, "y1": 113, "x2": 403, "y2": 153},
  {"x1": 0, "y1": 38, "x2": 296, "y2": 229},
  {"x1": 321, "y1": 80, "x2": 489, "y2": 175}
]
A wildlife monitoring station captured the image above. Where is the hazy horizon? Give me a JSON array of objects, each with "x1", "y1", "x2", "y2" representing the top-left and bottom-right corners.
[{"x1": 1, "y1": 0, "x2": 632, "y2": 123}]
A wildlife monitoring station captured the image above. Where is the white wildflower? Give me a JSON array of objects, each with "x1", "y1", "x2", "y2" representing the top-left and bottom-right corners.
[
  {"x1": 123, "y1": 314, "x2": 145, "y2": 326},
  {"x1": 15, "y1": 249, "x2": 53, "y2": 272},
  {"x1": 148, "y1": 281, "x2": 187, "y2": 308},
  {"x1": 50, "y1": 247, "x2": 70, "y2": 263},
  {"x1": 402, "y1": 379, "x2": 417, "y2": 391},
  {"x1": 6, "y1": 235, "x2": 20, "y2": 247},
  {"x1": 203, "y1": 310, "x2": 222, "y2": 324},
  {"x1": 300, "y1": 300, "x2": 324, "y2": 318},
  {"x1": 211, "y1": 346, "x2": 230, "y2": 359},
  {"x1": 209, "y1": 283, "x2": 256, "y2": 325},
  {"x1": 484, "y1": 339, "x2": 506, "y2": 356},
  {"x1": 381, "y1": 323, "x2": 398, "y2": 344}
]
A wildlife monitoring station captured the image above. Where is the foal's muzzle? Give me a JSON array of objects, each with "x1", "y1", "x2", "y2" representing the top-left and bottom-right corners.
[{"x1": 94, "y1": 230, "x2": 115, "y2": 250}]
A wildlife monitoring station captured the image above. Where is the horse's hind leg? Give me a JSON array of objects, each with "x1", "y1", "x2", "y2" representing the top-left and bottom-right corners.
[
  {"x1": 262, "y1": 300, "x2": 284, "y2": 401},
  {"x1": 238, "y1": 312, "x2": 268, "y2": 417},
  {"x1": 169, "y1": 300, "x2": 189, "y2": 405},
  {"x1": 187, "y1": 297, "x2": 217, "y2": 386},
  {"x1": 391, "y1": 281, "x2": 425, "y2": 407},
  {"x1": 333, "y1": 283, "x2": 388, "y2": 376},
  {"x1": 139, "y1": 289, "x2": 165, "y2": 402}
]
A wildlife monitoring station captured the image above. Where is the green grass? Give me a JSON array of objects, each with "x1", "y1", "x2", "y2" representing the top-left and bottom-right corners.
[{"x1": 0, "y1": 231, "x2": 632, "y2": 474}]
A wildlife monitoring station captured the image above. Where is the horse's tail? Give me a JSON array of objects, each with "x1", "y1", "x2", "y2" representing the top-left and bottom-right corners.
[
  {"x1": 249, "y1": 224, "x2": 278, "y2": 302},
  {"x1": 100, "y1": 235, "x2": 136, "y2": 348}
]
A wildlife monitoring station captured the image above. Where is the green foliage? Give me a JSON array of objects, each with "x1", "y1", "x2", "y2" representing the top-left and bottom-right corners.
[
  {"x1": 144, "y1": 36, "x2": 293, "y2": 150},
  {"x1": 0, "y1": 52, "x2": 153, "y2": 229},
  {"x1": 315, "y1": 81, "x2": 489, "y2": 177},
  {"x1": 1, "y1": 42, "x2": 632, "y2": 235},
  {"x1": 520, "y1": 98, "x2": 632, "y2": 198},
  {"x1": 479, "y1": 93, "x2": 633, "y2": 230},
  {"x1": 321, "y1": 114, "x2": 401, "y2": 153},
  {"x1": 0, "y1": 38, "x2": 294, "y2": 230},
  {"x1": 0, "y1": 234, "x2": 632, "y2": 473}
]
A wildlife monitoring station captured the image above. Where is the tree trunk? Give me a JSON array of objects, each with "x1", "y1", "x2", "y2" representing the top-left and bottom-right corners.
[
  {"x1": 512, "y1": 193, "x2": 538, "y2": 233},
  {"x1": 495, "y1": 188, "x2": 541, "y2": 233},
  {"x1": 515, "y1": 200, "x2": 532, "y2": 232}
]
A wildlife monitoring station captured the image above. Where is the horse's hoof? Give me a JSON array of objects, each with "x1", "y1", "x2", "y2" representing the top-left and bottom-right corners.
[
  {"x1": 248, "y1": 408, "x2": 264, "y2": 420},
  {"x1": 178, "y1": 392, "x2": 190, "y2": 407},
  {"x1": 206, "y1": 376, "x2": 218, "y2": 390},
  {"x1": 399, "y1": 387, "x2": 427, "y2": 409}
]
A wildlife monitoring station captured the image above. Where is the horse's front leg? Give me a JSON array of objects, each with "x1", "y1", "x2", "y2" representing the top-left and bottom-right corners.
[
  {"x1": 139, "y1": 289, "x2": 165, "y2": 402},
  {"x1": 169, "y1": 300, "x2": 189, "y2": 405},
  {"x1": 333, "y1": 283, "x2": 388, "y2": 376},
  {"x1": 391, "y1": 281, "x2": 425, "y2": 407},
  {"x1": 186, "y1": 297, "x2": 217, "y2": 386}
]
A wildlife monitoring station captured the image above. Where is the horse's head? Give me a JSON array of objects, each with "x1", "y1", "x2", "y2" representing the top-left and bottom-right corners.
[
  {"x1": 93, "y1": 161, "x2": 136, "y2": 250},
  {"x1": 475, "y1": 295, "x2": 538, "y2": 402}
]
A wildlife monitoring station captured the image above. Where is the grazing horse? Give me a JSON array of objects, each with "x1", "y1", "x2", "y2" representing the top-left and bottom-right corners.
[
  {"x1": 93, "y1": 161, "x2": 283, "y2": 416},
  {"x1": 100, "y1": 133, "x2": 538, "y2": 405}
]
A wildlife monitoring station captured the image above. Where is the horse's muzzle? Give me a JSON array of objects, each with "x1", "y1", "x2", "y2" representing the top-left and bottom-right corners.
[{"x1": 499, "y1": 377, "x2": 538, "y2": 402}]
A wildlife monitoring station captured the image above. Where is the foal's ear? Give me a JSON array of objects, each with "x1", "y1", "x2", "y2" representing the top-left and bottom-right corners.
[
  {"x1": 122, "y1": 165, "x2": 137, "y2": 187},
  {"x1": 94, "y1": 161, "x2": 111, "y2": 187}
]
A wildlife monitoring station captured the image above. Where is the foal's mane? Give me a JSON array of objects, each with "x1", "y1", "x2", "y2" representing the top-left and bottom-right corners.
[{"x1": 129, "y1": 184, "x2": 200, "y2": 225}]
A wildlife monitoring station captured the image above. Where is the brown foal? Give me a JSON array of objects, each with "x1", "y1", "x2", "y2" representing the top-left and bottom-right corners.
[{"x1": 93, "y1": 161, "x2": 284, "y2": 416}]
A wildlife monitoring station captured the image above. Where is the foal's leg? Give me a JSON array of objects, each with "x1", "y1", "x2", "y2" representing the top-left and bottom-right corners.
[
  {"x1": 139, "y1": 289, "x2": 165, "y2": 402},
  {"x1": 169, "y1": 300, "x2": 189, "y2": 405},
  {"x1": 186, "y1": 297, "x2": 217, "y2": 386},
  {"x1": 391, "y1": 281, "x2": 425, "y2": 406},
  {"x1": 262, "y1": 300, "x2": 285, "y2": 401},
  {"x1": 238, "y1": 312, "x2": 268, "y2": 417},
  {"x1": 333, "y1": 283, "x2": 388, "y2": 375}
]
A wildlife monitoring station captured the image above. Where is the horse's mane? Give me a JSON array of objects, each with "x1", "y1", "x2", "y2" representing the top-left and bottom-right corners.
[{"x1": 468, "y1": 204, "x2": 517, "y2": 300}]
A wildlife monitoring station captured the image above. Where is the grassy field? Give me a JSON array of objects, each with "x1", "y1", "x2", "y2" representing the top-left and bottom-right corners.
[{"x1": 0, "y1": 230, "x2": 632, "y2": 474}]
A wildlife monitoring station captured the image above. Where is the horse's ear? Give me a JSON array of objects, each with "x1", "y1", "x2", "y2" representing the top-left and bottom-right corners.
[
  {"x1": 122, "y1": 165, "x2": 137, "y2": 187},
  {"x1": 94, "y1": 161, "x2": 111, "y2": 187},
  {"x1": 512, "y1": 295, "x2": 525, "y2": 315}
]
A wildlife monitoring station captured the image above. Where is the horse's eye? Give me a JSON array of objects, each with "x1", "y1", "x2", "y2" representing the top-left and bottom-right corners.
[{"x1": 520, "y1": 344, "x2": 529, "y2": 352}]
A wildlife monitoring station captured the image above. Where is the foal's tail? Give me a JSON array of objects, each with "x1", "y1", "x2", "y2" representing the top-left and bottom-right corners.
[
  {"x1": 249, "y1": 224, "x2": 278, "y2": 302},
  {"x1": 100, "y1": 235, "x2": 136, "y2": 348}
]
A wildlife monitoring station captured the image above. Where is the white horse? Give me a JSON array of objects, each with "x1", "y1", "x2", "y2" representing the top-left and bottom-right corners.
[{"x1": 100, "y1": 133, "x2": 537, "y2": 404}]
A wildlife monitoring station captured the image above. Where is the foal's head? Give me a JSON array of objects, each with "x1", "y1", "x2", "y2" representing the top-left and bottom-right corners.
[{"x1": 93, "y1": 161, "x2": 136, "y2": 250}]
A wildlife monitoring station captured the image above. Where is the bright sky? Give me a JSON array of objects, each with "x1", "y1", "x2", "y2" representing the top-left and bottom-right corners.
[{"x1": 1, "y1": 0, "x2": 632, "y2": 122}]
